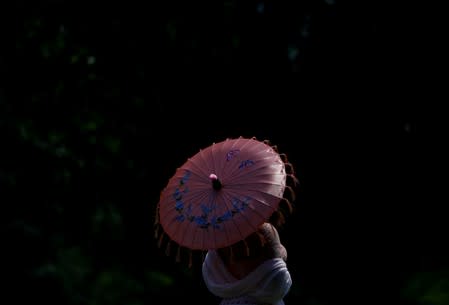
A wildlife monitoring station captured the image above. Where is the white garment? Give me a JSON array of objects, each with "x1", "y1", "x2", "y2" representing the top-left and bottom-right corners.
[{"x1": 202, "y1": 250, "x2": 292, "y2": 305}]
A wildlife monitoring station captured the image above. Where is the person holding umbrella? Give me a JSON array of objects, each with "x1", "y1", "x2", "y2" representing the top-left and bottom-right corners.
[{"x1": 154, "y1": 137, "x2": 298, "y2": 305}]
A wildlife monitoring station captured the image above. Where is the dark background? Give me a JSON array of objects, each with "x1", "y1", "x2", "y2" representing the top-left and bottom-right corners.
[{"x1": 1, "y1": 1, "x2": 447, "y2": 305}]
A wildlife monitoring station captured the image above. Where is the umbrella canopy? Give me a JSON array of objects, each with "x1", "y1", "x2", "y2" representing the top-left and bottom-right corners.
[{"x1": 154, "y1": 137, "x2": 297, "y2": 262}]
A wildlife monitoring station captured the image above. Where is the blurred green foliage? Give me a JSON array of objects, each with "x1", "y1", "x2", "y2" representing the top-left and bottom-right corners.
[{"x1": 402, "y1": 269, "x2": 449, "y2": 305}]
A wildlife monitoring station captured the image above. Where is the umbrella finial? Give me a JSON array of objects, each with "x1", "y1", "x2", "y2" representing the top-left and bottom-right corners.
[{"x1": 209, "y1": 173, "x2": 222, "y2": 190}]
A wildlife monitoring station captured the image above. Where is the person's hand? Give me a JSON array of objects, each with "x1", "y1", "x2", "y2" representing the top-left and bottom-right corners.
[{"x1": 258, "y1": 223, "x2": 287, "y2": 261}]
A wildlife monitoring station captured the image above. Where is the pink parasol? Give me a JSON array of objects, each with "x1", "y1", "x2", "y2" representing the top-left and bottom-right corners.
[{"x1": 154, "y1": 137, "x2": 298, "y2": 263}]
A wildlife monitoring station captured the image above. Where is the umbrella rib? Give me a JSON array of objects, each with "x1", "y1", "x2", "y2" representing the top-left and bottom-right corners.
[
  {"x1": 226, "y1": 162, "x2": 284, "y2": 182},
  {"x1": 225, "y1": 181, "x2": 285, "y2": 194},
  {"x1": 210, "y1": 142, "x2": 218, "y2": 177},
  {"x1": 244, "y1": 179, "x2": 285, "y2": 186}
]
